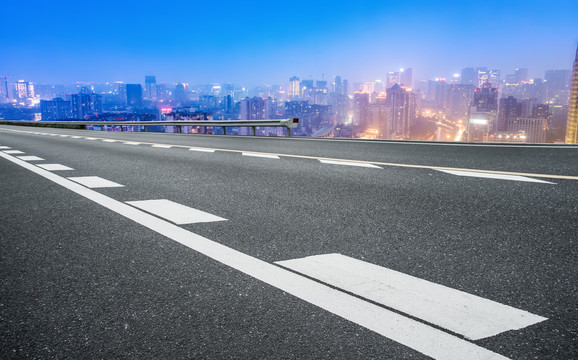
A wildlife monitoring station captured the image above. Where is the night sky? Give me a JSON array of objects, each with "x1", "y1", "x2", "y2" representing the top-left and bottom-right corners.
[{"x1": 1, "y1": 0, "x2": 577, "y2": 86}]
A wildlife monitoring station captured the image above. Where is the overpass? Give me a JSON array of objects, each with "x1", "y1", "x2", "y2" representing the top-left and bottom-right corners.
[{"x1": 1, "y1": 124, "x2": 577, "y2": 359}]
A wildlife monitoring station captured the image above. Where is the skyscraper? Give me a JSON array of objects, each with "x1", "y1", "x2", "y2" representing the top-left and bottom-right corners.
[
  {"x1": 565, "y1": 45, "x2": 578, "y2": 143},
  {"x1": 126, "y1": 84, "x2": 143, "y2": 107},
  {"x1": 145, "y1": 76, "x2": 156, "y2": 100},
  {"x1": 289, "y1": 76, "x2": 300, "y2": 99},
  {"x1": 400, "y1": 68, "x2": 413, "y2": 88}
]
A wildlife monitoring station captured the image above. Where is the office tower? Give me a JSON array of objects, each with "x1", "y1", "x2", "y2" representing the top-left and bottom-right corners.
[
  {"x1": 545, "y1": 70, "x2": 571, "y2": 90},
  {"x1": 240, "y1": 97, "x2": 271, "y2": 120},
  {"x1": 498, "y1": 96, "x2": 522, "y2": 131},
  {"x1": 400, "y1": 68, "x2": 413, "y2": 88},
  {"x1": 514, "y1": 68, "x2": 529, "y2": 84},
  {"x1": 0, "y1": 76, "x2": 8, "y2": 102},
  {"x1": 145, "y1": 76, "x2": 156, "y2": 99},
  {"x1": 334, "y1": 76, "x2": 343, "y2": 95},
  {"x1": 509, "y1": 117, "x2": 547, "y2": 143},
  {"x1": 14, "y1": 80, "x2": 34, "y2": 100},
  {"x1": 566, "y1": 45, "x2": 578, "y2": 143},
  {"x1": 126, "y1": 84, "x2": 143, "y2": 107},
  {"x1": 289, "y1": 76, "x2": 300, "y2": 99},
  {"x1": 343, "y1": 79, "x2": 349, "y2": 96},
  {"x1": 173, "y1": 83, "x2": 186, "y2": 105},
  {"x1": 40, "y1": 98, "x2": 72, "y2": 120},
  {"x1": 388, "y1": 84, "x2": 415, "y2": 139},
  {"x1": 353, "y1": 92, "x2": 370, "y2": 132},
  {"x1": 427, "y1": 79, "x2": 447, "y2": 109},
  {"x1": 445, "y1": 84, "x2": 475, "y2": 121},
  {"x1": 473, "y1": 82, "x2": 498, "y2": 112},
  {"x1": 386, "y1": 72, "x2": 400, "y2": 89},
  {"x1": 70, "y1": 92, "x2": 103, "y2": 119},
  {"x1": 461, "y1": 68, "x2": 478, "y2": 85}
]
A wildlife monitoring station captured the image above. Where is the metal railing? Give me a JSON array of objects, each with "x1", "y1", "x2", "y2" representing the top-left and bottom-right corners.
[{"x1": 0, "y1": 118, "x2": 300, "y2": 137}]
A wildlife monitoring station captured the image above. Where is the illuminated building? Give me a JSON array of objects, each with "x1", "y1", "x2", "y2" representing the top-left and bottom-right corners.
[
  {"x1": 14, "y1": 80, "x2": 34, "y2": 100},
  {"x1": 144, "y1": 76, "x2": 156, "y2": 100},
  {"x1": 0, "y1": 76, "x2": 9, "y2": 102},
  {"x1": 498, "y1": 96, "x2": 522, "y2": 131},
  {"x1": 173, "y1": 83, "x2": 186, "y2": 105},
  {"x1": 509, "y1": 117, "x2": 547, "y2": 143},
  {"x1": 40, "y1": 98, "x2": 72, "y2": 120},
  {"x1": 444, "y1": 84, "x2": 475, "y2": 121},
  {"x1": 400, "y1": 68, "x2": 412, "y2": 87},
  {"x1": 289, "y1": 76, "x2": 300, "y2": 99},
  {"x1": 353, "y1": 92, "x2": 370, "y2": 132},
  {"x1": 565, "y1": 45, "x2": 578, "y2": 143},
  {"x1": 386, "y1": 72, "x2": 400, "y2": 89},
  {"x1": 334, "y1": 76, "x2": 343, "y2": 95},
  {"x1": 70, "y1": 92, "x2": 103, "y2": 119},
  {"x1": 427, "y1": 79, "x2": 447, "y2": 109},
  {"x1": 388, "y1": 84, "x2": 416, "y2": 139},
  {"x1": 126, "y1": 84, "x2": 143, "y2": 107}
]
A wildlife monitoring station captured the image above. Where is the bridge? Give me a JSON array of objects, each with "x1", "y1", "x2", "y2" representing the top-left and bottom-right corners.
[{"x1": 1, "y1": 124, "x2": 577, "y2": 359}]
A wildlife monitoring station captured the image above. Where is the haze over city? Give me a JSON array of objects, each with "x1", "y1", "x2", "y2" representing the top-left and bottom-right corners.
[{"x1": 1, "y1": 0, "x2": 577, "y2": 85}]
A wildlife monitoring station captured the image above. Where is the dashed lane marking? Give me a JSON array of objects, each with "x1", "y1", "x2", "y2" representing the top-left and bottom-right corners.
[
  {"x1": 435, "y1": 169, "x2": 555, "y2": 184},
  {"x1": 126, "y1": 199, "x2": 227, "y2": 224},
  {"x1": 84, "y1": 137, "x2": 98, "y2": 140},
  {"x1": 276, "y1": 253, "x2": 547, "y2": 341},
  {"x1": 0, "y1": 150, "x2": 511, "y2": 360},
  {"x1": 242, "y1": 152, "x2": 280, "y2": 159},
  {"x1": 17, "y1": 156, "x2": 44, "y2": 161},
  {"x1": 189, "y1": 147, "x2": 215, "y2": 153},
  {"x1": 123, "y1": 141, "x2": 141, "y2": 145},
  {"x1": 37, "y1": 164, "x2": 75, "y2": 171},
  {"x1": 0, "y1": 146, "x2": 12, "y2": 149},
  {"x1": 320, "y1": 159, "x2": 382, "y2": 169},
  {"x1": 151, "y1": 144, "x2": 172, "y2": 148},
  {"x1": 67, "y1": 176, "x2": 124, "y2": 188},
  {"x1": 102, "y1": 139, "x2": 117, "y2": 143},
  {"x1": 2, "y1": 127, "x2": 577, "y2": 181}
]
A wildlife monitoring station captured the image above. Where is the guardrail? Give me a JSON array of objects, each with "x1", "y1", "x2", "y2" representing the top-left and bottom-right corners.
[{"x1": 0, "y1": 118, "x2": 300, "y2": 137}]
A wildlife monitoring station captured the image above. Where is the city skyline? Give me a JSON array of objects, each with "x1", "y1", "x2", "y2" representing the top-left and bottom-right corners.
[{"x1": 1, "y1": 0, "x2": 577, "y2": 85}]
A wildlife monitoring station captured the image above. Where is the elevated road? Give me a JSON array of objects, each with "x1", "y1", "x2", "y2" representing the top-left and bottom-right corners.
[{"x1": 1, "y1": 125, "x2": 577, "y2": 359}]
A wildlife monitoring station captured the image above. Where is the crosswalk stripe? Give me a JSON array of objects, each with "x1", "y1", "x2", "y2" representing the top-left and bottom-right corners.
[
  {"x1": 37, "y1": 164, "x2": 75, "y2": 171},
  {"x1": 67, "y1": 176, "x2": 124, "y2": 188}
]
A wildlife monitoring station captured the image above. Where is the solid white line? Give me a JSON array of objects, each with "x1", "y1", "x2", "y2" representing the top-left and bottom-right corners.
[
  {"x1": 37, "y1": 164, "x2": 75, "y2": 171},
  {"x1": 242, "y1": 152, "x2": 280, "y2": 159},
  {"x1": 435, "y1": 169, "x2": 555, "y2": 184},
  {"x1": 17, "y1": 156, "x2": 45, "y2": 161},
  {"x1": 319, "y1": 159, "x2": 382, "y2": 169},
  {"x1": 276, "y1": 254, "x2": 547, "y2": 340},
  {"x1": 0, "y1": 146, "x2": 11, "y2": 149},
  {"x1": 189, "y1": 147, "x2": 215, "y2": 153},
  {"x1": 152, "y1": 144, "x2": 172, "y2": 148},
  {"x1": 126, "y1": 199, "x2": 227, "y2": 224},
  {"x1": 0, "y1": 150, "x2": 510, "y2": 360},
  {"x1": 124, "y1": 142, "x2": 141, "y2": 145},
  {"x1": 67, "y1": 176, "x2": 124, "y2": 188},
  {"x1": 3, "y1": 150, "x2": 24, "y2": 154}
]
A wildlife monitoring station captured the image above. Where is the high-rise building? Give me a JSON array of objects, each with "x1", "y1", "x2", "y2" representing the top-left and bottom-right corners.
[
  {"x1": 400, "y1": 68, "x2": 413, "y2": 88},
  {"x1": 388, "y1": 84, "x2": 416, "y2": 139},
  {"x1": 444, "y1": 84, "x2": 475, "y2": 121},
  {"x1": 498, "y1": 96, "x2": 522, "y2": 131},
  {"x1": 126, "y1": 84, "x2": 143, "y2": 107},
  {"x1": 545, "y1": 70, "x2": 571, "y2": 90},
  {"x1": 334, "y1": 76, "x2": 343, "y2": 95},
  {"x1": 461, "y1": 68, "x2": 478, "y2": 85},
  {"x1": 386, "y1": 72, "x2": 400, "y2": 89},
  {"x1": 70, "y1": 92, "x2": 103, "y2": 119},
  {"x1": 240, "y1": 97, "x2": 272, "y2": 120},
  {"x1": 40, "y1": 98, "x2": 72, "y2": 120},
  {"x1": 289, "y1": 76, "x2": 300, "y2": 99},
  {"x1": 566, "y1": 45, "x2": 578, "y2": 143},
  {"x1": 473, "y1": 83, "x2": 498, "y2": 112},
  {"x1": 0, "y1": 76, "x2": 9, "y2": 102},
  {"x1": 145, "y1": 76, "x2": 156, "y2": 100},
  {"x1": 353, "y1": 92, "x2": 370, "y2": 132},
  {"x1": 514, "y1": 68, "x2": 529, "y2": 84}
]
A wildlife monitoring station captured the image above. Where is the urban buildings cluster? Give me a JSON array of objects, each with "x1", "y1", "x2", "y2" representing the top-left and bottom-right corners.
[{"x1": 1, "y1": 46, "x2": 577, "y2": 143}]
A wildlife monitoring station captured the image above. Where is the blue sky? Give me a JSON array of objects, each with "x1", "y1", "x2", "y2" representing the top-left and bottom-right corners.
[{"x1": 1, "y1": 0, "x2": 577, "y2": 86}]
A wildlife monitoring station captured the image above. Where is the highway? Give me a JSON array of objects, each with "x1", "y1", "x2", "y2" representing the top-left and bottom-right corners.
[{"x1": 1, "y1": 125, "x2": 577, "y2": 359}]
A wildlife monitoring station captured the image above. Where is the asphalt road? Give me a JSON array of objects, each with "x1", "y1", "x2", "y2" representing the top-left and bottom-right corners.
[{"x1": 1, "y1": 125, "x2": 577, "y2": 359}]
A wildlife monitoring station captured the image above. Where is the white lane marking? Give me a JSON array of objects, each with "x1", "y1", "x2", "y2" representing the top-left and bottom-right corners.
[
  {"x1": 276, "y1": 254, "x2": 547, "y2": 341},
  {"x1": 126, "y1": 199, "x2": 227, "y2": 224},
  {"x1": 189, "y1": 147, "x2": 215, "y2": 153},
  {"x1": 242, "y1": 152, "x2": 280, "y2": 159},
  {"x1": 71, "y1": 136, "x2": 83, "y2": 139},
  {"x1": 37, "y1": 163, "x2": 75, "y2": 171},
  {"x1": 124, "y1": 141, "x2": 141, "y2": 145},
  {"x1": 3, "y1": 150, "x2": 24, "y2": 154},
  {"x1": 435, "y1": 169, "x2": 555, "y2": 184},
  {"x1": 49, "y1": 134, "x2": 58, "y2": 136},
  {"x1": 17, "y1": 156, "x2": 45, "y2": 161},
  {"x1": 84, "y1": 137, "x2": 98, "y2": 140},
  {"x1": 319, "y1": 159, "x2": 382, "y2": 169},
  {"x1": 59, "y1": 135, "x2": 70, "y2": 137},
  {"x1": 0, "y1": 151, "x2": 510, "y2": 360},
  {"x1": 102, "y1": 139, "x2": 117, "y2": 143},
  {"x1": 67, "y1": 176, "x2": 124, "y2": 188},
  {"x1": 0, "y1": 146, "x2": 11, "y2": 149},
  {"x1": 152, "y1": 144, "x2": 172, "y2": 148}
]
